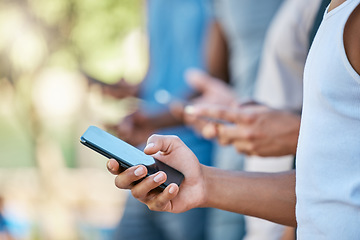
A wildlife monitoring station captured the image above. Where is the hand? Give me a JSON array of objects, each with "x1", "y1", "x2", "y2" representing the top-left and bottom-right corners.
[
  {"x1": 107, "y1": 111, "x2": 154, "y2": 146},
  {"x1": 170, "y1": 69, "x2": 236, "y2": 136},
  {"x1": 188, "y1": 104, "x2": 301, "y2": 157},
  {"x1": 106, "y1": 134, "x2": 207, "y2": 213},
  {"x1": 183, "y1": 103, "x2": 226, "y2": 139},
  {"x1": 101, "y1": 78, "x2": 138, "y2": 99},
  {"x1": 185, "y1": 69, "x2": 236, "y2": 106}
]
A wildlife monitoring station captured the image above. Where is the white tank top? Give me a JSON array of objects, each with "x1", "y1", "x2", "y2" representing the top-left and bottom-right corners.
[{"x1": 296, "y1": 0, "x2": 360, "y2": 239}]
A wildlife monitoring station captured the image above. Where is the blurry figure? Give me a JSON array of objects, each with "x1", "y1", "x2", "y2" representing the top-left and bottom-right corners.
[
  {"x1": 183, "y1": 0, "x2": 330, "y2": 239},
  {"x1": 183, "y1": 1, "x2": 285, "y2": 240},
  {"x1": 0, "y1": 197, "x2": 14, "y2": 240},
  {"x1": 243, "y1": 0, "x2": 323, "y2": 239},
  {"x1": 87, "y1": 1, "x2": 214, "y2": 240}
]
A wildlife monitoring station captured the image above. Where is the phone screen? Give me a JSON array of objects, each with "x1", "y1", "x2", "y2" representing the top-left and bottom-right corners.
[{"x1": 80, "y1": 126, "x2": 184, "y2": 189}]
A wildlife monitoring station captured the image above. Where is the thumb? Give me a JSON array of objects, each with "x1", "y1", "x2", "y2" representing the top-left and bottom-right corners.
[
  {"x1": 185, "y1": 68, "x2": 214, "y2": 94},
  {"x1": 144, "y1": 134, "x2": 183, "y2": 156}
]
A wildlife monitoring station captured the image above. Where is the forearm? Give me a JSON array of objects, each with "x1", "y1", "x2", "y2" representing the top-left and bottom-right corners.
[
  {"x1": 201, "y1": 167, "x2": 297, "y2": 226},
  {"x1": 205, "y1": 21, "x2": 230, "y2": 83},
  {"x1": 277, "y1": 112, "x2": 301, "y2": 156}
]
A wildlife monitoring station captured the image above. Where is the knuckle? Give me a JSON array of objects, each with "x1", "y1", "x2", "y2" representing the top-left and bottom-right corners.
[
  {"x1": 169, "y1": 135, "x2": 181, "y2": 142},
  {"x1": 146, "y1": 193, "x2": 171, "y2": 212},
  {"x1": 148, "y1": 134, "x2": 159, "y2": 142},
  {"x1": 114, "y1": 176, "x2": 126, "y2": 189},
  {"x1": 153, "y1": 200, "x2": 165, "y2": 210},
  {"x1": 131, "y1": 188, "x2": 142, "y2": 199},
  {"x1": 243, "y1": 131, "x2": 255, "y2": 141},
  {"x1": 147, "y1": 203, "x2": 158, "y2": 212},
  {"x1": 147, "y1": 200, "x2": 163, "y2": 211}
]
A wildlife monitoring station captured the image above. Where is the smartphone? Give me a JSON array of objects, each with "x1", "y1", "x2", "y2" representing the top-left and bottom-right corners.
[
  {"x1": 198, "y1": 116, "x2": 233, "y2": 125},
  {"x1": 80, "y1": 126, "x2": 184, "y2": 190}
]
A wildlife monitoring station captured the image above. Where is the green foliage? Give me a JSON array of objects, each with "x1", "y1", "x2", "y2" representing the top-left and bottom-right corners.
[{"x1": 0, "y1": 0, "x2": 145, "y2": 168}]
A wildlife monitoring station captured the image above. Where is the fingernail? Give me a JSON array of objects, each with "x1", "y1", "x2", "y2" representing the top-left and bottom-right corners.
[
  {"x1": 107, "y1": 161, "x2": 114, "y2": 171},
  {"x1": 144, "y1": 142, "x2": 155, "y2": 151},
  {"x1": 134, "y1": 166, "x2": 145, "y2": 176},
  {"x1": 169, "y1": 185, "x2": 176, "y2": 194},
  {"x1": 154, "y1": 172, "x2": 165, "y2": 183}
]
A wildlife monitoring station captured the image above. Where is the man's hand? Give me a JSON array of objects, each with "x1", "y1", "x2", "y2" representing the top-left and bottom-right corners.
[
  {"x1": 106, "y1": 134, "x2": 207, "y2": 213},
  {"x1": 185, "y1": 69, "x2": 236, "y2": 105},
  {"x1": 186, "y1": 104, "x2": 301, "y2": 157},
  {"x1": 106, "y1": 134, "x2": 297, "y2": 226},
  {"x1": 107, "y1": 112, "x2": 154, "y2": 146},
  {"x1": 170, "y1": 69, "x2": 236, "y2": 136},
  {"x1": 100, "y1": 78, "x2": 138, "y2": 99}
]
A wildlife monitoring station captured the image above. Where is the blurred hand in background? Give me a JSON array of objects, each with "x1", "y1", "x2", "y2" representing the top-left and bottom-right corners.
[
  {"x1": 170, "y1": 69, "x2": 236, "y2": 137},
  {"x1": 185, "y1": 103, "x2": 301, "y2": 157}
]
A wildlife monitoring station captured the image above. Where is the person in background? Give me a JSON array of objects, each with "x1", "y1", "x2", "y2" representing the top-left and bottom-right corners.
[
  {"x1": 180, "y1": 1, "x2": 285, "y2": 239},
  {"x1": 184, "y1": 0, "x2": 331, "y2": 159},
  {"x1": 171, "y1": 0, "x2": 334, "y2": 239},
  {"x1": 184, "y1": 2, "x2": 332, "y2": 238},
  {"x1": 105, "y1": 0, "x2": 360, "y2": 238},
  {"x1": 239, "y1": 0, "x2": 323, "y2": 238},
  {"x1": 94, "y1": 1, "x2": 214, "y2": 240}
]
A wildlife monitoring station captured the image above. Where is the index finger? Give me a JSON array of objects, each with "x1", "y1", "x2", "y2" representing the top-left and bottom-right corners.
[{"x1": 107, "y1": 158, "x2": 134, "y2": 175}]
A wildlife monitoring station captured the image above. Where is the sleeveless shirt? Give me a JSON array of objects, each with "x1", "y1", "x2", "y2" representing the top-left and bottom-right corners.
[{"x1": 296, "y1": 1, "x2": 360, "y2": 238}]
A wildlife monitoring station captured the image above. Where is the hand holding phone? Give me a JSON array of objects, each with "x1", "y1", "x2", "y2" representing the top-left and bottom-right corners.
[{"x1": 80, "y1": 126, "x2": 184, "y2": 190}]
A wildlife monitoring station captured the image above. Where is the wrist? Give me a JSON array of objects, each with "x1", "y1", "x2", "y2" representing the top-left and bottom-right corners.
[{"x1": 198, "y1": 165, "x2": 215, "y2": 208}]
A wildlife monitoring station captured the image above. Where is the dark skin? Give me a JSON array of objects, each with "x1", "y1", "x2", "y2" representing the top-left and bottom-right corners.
[
  {"x1": 173, "y1": 20, "x2": 302, "y2": 158},
  {"x1": 205, "y1": 21, "x2": 230, "y2": 83},
  {"x1": 181, "y1": 0, "x2": 360, "y2": 158},
  {"x1": 105, "y1": 0, "x2": 360, "y2": 228},
  {"x1": 342, "y1": 0, "x2": 360, "y2": 75},
  {"x1": 85, "y1": 74, "x2": 185, "y2": 146},
  {"x1": 185, "y1": 104, "x2": 301, "y2": 157},
  {"x1": 107, "y1": 135, "x2": 297, "y2": 226}
]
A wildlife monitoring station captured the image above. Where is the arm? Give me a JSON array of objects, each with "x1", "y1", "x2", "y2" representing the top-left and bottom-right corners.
[
  {"x1": 343, "y1": 1, "x2": 360, "y2": 75},
  {"x1": 83, "y1": 74, "x2": 139, "y2": 99},
  {"x1": 203, "y1": 167, "x2": 296, "y2": 226},
  {"x1": 107, "y1": 134, "x2": 297, "y2": 227},
  {"x1": 205, "y1": 20, "x2": 230, "y2": 83}
]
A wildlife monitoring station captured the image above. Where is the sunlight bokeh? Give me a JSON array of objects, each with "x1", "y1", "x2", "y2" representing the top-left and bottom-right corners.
[
  {"x1": 0, "y1": 0, "x2": 146, "y2": 239},
  {"x1": 32, "y1": 68, "x2": 86, "y2": 122}
]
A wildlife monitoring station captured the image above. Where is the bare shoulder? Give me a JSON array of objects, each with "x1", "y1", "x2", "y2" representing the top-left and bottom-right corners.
[{"x1": 344, "y1": 3, "x2": 360, "y2": 75}]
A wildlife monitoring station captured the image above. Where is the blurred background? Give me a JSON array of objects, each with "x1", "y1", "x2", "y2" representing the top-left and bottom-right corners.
[{"x1": 0, "y1": 0, "x2": 148, "y2": 239}]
